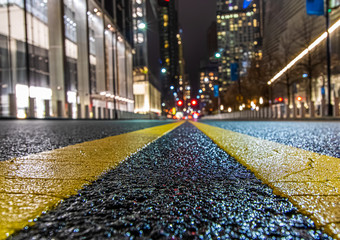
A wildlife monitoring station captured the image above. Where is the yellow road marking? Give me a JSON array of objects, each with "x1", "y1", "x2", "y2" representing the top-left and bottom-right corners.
[
  {"x1": 0, "y1": 121, "x2": 184, "y2": 239},
  {"x1": 192, "y1": 121, "x2": 340, "y2": 239}
]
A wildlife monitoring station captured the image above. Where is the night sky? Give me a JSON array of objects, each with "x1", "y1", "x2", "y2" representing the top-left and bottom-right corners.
[{"x1": 178, "y1": 0, "x2": 216, "y2": 95}]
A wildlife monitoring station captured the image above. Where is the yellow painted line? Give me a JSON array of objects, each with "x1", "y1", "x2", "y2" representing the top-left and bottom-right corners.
[
  {"x1": 0, "y1": 121, "x2": 184, "y2": 239},
  {"x1": 191, "y1": 121, "x2": 340, "y2": 239}
]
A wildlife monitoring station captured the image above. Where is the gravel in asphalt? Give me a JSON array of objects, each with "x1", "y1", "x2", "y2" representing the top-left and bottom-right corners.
[
  {"x1": 201, "y1": 121, "x2": 340, "y2": 158},
  {"x1": 11, "y1": 122, "x2": 332, "y2": 239},
  {"x1": 0, "y1": 120, "x2": 173, "y2": 161}
]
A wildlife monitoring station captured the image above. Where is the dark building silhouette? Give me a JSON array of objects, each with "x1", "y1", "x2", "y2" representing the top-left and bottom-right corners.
[
  {"x1": 132, "y1": 0, "x2": 162, "y2": 115},
  {"x1": 207, "y1": 21, "x2": 218, "y2": 58},
  {"x1": 158, "y1": 0, "x2": 180, "y2": 110}
]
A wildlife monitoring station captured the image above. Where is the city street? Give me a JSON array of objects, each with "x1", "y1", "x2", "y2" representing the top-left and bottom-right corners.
[
  {"x1": 1, "y1": 0, "x2": 340, "y2": 238},
  {"x1": 0, "y1": 120, "x2": 339, "y2": 239}
]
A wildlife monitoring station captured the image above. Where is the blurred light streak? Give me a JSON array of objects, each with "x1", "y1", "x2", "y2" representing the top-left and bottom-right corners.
[{"x1": 268, "y1": 18, "x2": 340, "y2": 85}]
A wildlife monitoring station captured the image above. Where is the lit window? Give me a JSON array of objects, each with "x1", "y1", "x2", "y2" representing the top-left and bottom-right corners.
[
  {"x1": 137, "y1": 33, "x2": 144, "y2": 43},
  {"x1": 137, "y1": 7, "x2": 143, "y2": 17}
]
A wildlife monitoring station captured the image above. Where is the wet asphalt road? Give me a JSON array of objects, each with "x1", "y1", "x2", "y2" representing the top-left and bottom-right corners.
[
  {"x1": 11, "y1": 122, "x2": 331, "y2": 239},
  {"x1": 0, "y1": 120, "x2": 173, "y2": 162},
  {"x1": 201, "y1": 120, "x2": 340, "y2": 158}
]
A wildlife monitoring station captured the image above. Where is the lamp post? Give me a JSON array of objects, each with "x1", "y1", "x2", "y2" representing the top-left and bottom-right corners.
[{"x1": 325, "y1": 0, "x2": 332, "y2": 116}]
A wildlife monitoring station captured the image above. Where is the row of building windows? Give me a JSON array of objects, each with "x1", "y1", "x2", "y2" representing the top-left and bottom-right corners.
[{"x1": 0, "y1": 0, "x2": 134, "y2": 119}]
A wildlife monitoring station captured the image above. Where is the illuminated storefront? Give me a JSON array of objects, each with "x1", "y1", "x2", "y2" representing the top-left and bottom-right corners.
[{"x1": 0, "y1": 0, "x2": 134, "y2": 119}]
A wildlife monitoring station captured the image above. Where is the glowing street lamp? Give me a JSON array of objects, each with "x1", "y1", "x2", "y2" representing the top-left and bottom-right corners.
[
  {"x1": 259, "y1": 97, "x2": 264, "y2": 105},
  {"x1": 138, "y1": 22, "x2": 146, "y2": 30}
]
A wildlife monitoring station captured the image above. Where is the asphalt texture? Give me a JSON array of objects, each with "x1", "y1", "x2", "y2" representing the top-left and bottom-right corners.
[
  {"x1": 201, "y1": 120, "x2": 340, "y2": 158},
  {"x1": 11, "y1": 122, "x2": 332, "y2": 239},
  {"x1": 0, "y1": 120, "x2": 173, "y2": 162}
]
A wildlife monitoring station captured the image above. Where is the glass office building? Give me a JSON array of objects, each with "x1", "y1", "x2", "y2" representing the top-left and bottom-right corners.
[
  {"x1": 216, "y1": 0, "x2": 262, "y2": 90},
  {"x1": 0, "y1": 0, "x2": 134, "y2": 119}
]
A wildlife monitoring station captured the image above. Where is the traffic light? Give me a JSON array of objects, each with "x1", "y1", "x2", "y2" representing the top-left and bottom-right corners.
[
  {"x1": 177, "y1": 100, "x2": 183, "y2": 107},
  {"x1": 296, "y1": 96, "x2": 303, "y2": 101},
  {"x1": 191, "y1": 99, "x2": 198, "y2": 106},
  {"x1": 158, "y1": 0, "x2": 169, "y2": 6}
]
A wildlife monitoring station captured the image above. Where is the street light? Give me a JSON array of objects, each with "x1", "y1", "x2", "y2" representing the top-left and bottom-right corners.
[
  {"x1": 138, "y1": 22, "x2": 146, "y2": 30},
  {"x1": 259, "y1": 97, "x2": 264, "y2": 105},
  {"x1": 161, "y1": 68, "x2": 166, "y2": 73}
]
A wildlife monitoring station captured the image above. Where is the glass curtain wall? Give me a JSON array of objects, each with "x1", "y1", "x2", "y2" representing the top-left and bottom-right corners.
[
  {"x1": 0, "y1": 0, "x2": 17, "y2": 116},
  {"x1": 0, "y1": 0, "x2": 51, "y2": 118},
  {"x1": 104, "y1": 18, "x2": 116, "y2": 117},
  {"x1": 117, "y1": 34, "x2": 126, "y2": 111},
  {"x1": 0, "y1": 0, "x2": 135, "y2": 118},
  {"x1": 87, "y1": 0, "x2": 105, "y2": 119},
  {"x1": 64, "y1": 0, "x2": 78, "y2": 118},
  {"x1": 126, "y1": 46, "x2": 134, "y2": 112},
  {"x1": 26, "y1": 0, "x2": 51, "y2": 118},
  {"x1": 88, "y1": 10, "x2": 97, "y2": 97},
  {"x1": 0, "y1": 0, "x2": 27, "y2": 117}
]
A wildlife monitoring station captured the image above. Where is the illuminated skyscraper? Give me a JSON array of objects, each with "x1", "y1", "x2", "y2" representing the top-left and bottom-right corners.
[{"x1": 216, "y1": 0, "x2": 263, "y2": 91}]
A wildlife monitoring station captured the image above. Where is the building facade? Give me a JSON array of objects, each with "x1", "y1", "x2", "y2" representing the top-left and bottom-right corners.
[
  {"x1": 216, "y1": 0, "x2": 263, "y2": 91},
  {"x1": 0, "y1": 0, "x2": 134, "y2": 119},
  {"x1": 177, "y1": 28, "x2": 190, "y2": 105},
  {"x1": 263, "y1": 0, "x2": 340, "y2": 115},
  {"x1": 199, "y1": 61, "x2": 219, "y2": 115},
  {"x1": 132, "y1": 0, "x2": 161, "y2": 115},
  {"x1": 158, "y1": 0, "x2": 180, "y2": 113}
]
